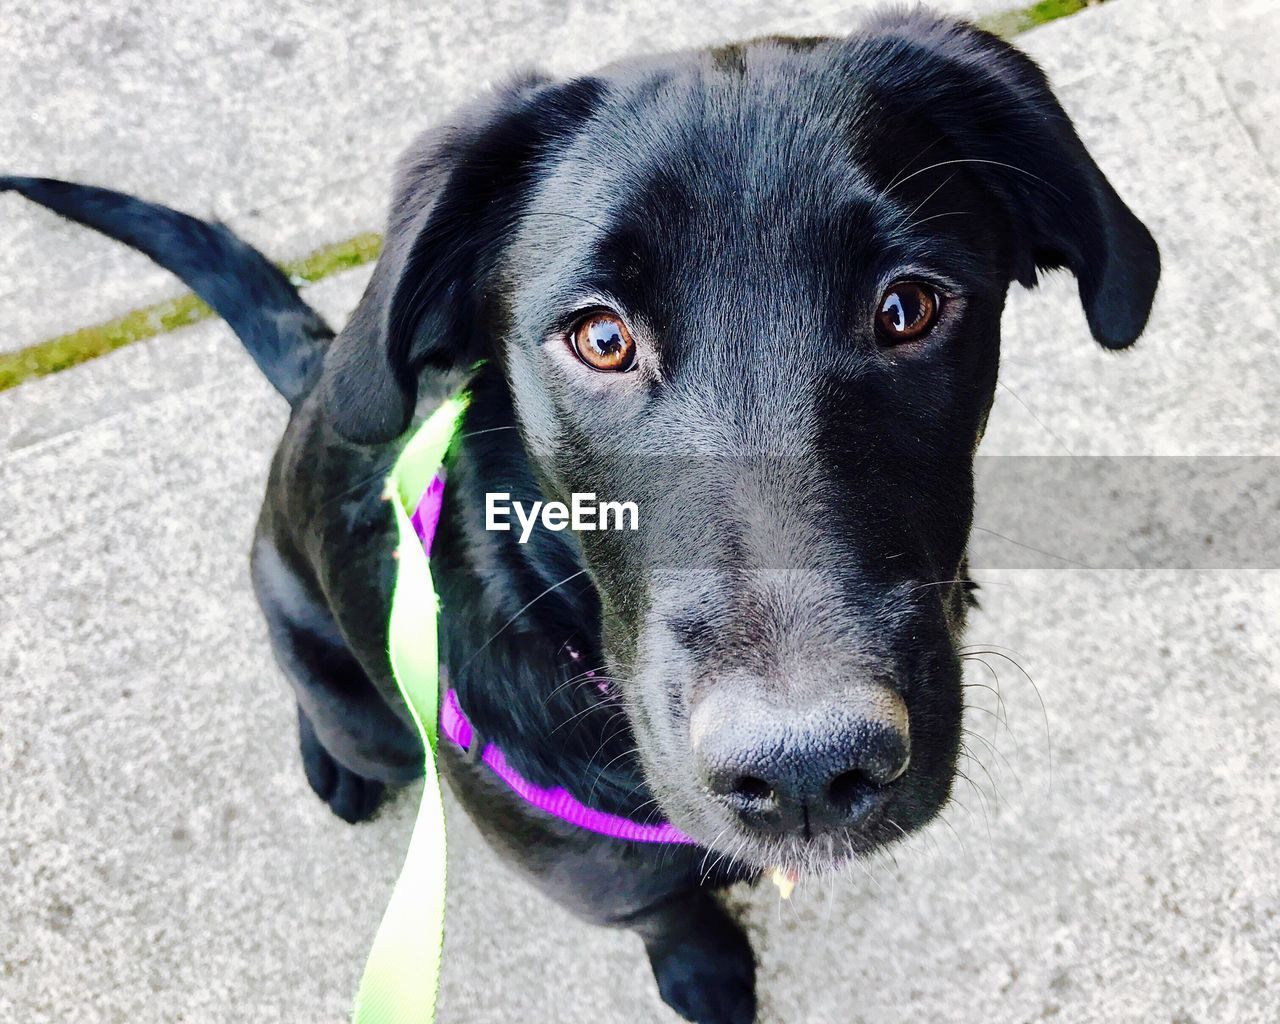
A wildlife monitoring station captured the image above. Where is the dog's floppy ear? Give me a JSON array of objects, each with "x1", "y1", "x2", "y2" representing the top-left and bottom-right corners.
[
  {"x1": 852, "y1": 12, "x2": 1160, "y2": 349},
  {"x1": 323, "y1": 74, "x2": 605, "y2": 444}
]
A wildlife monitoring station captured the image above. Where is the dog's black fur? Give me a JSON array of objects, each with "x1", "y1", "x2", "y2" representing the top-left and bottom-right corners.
[{"x1": 4, "y1": 10, "x2": 1158, "y2": 1021}]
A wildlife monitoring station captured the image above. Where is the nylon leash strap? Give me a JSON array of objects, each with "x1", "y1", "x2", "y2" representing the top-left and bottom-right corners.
[{"x1": 352, "y1": 394, "x2": 468, "y2": 1024}]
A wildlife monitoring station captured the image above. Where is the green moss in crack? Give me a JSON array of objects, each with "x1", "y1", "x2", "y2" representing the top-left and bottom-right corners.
[{"x1": 981, "y1": 0, "x2": 1102, "y2": 39}]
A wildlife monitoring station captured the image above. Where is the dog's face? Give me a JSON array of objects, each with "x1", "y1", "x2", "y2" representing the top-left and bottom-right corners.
[
  {"x1": 326, "y1": 13, "x2": 1158, "y2": 872},
  {"x1": 495, "y1": 61, "x2": 1008, "y2": 870}
]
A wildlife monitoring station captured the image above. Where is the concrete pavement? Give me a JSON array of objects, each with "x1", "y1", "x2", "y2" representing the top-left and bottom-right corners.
[{"x1": 2, "y1": 1, "x2": 1278, "y2": 1022}]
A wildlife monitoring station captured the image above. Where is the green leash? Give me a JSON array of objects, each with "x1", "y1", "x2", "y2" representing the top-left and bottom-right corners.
[{"x1": 352, "y1": 394, "x2": 469, "y2": 1024}]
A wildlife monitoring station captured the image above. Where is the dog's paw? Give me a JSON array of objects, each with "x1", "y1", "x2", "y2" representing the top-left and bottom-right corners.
[
  {"x1": 298, "y1": 709, "x2": 385, "y2": 823},
  {"x1": 648, "y1": 917, "x2": 757, "y2": 1024}
]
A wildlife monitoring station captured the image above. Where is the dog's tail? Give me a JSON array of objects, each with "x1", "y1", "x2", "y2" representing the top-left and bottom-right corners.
[{"x1": 1, "y1": 176, "x2": 332, "y2": 406}]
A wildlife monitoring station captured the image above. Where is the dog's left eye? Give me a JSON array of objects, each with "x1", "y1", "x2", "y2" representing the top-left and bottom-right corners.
[
  {"x1": 569, "y1": 312, "x2": 637, "y2": 372},
  {"x1": 875, "y1": 282, "x2": 939, "y2": 345}
]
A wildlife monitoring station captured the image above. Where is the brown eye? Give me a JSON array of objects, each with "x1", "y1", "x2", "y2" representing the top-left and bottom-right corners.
[
  {"x1": 570, "y1": 312, "x2": 637, "y2": 372},
  {"x1": 876, "y1": 282, "x2": 939, "y2": 345}
]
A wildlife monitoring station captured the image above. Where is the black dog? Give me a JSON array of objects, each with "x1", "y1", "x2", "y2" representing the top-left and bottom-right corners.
[{"x1": 4, "y1": 10, "x2": 1158, "y2": 1021}]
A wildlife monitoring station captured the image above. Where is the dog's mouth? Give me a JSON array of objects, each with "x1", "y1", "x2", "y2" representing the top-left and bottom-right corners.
[{"x1": 712, "y1": 812, "x2": 905, "y2": 880}]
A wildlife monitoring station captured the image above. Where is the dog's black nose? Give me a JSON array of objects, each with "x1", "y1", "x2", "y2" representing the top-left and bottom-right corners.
[{"x1": 692, "y1": 688, "x2": 910, "y2": 835}]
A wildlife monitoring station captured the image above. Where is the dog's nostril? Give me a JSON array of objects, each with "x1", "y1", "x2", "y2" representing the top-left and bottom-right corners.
[
  {"x1": 731, "y1": 775, "x2": 773, "y2": 803},
  {"x1": 827, "y1": 768, "x2": 876, "y2": 810}
]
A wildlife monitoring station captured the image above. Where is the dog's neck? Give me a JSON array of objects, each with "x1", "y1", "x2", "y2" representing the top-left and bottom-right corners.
[{"x1": 429, "y1": 372, "x2": 655, "y2": 820}]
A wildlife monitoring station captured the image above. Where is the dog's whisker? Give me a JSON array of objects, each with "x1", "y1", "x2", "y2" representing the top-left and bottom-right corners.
[
  {"x1": 457, "y1": 425, "x2": 519, "y2": 440},
  {"x1": 962, "y1": 726, "x2": 1019, "y2": 787},
  {"x1": 886, "y1": 815, "x2": 931, "y2": 866},
  {"x1": 962, "y1": 702, "x2": 1005, "y2": 724},
  {"x1": 933, "y1": 808, "x2": 968, "y2": 861},
  {"x1": 953, "y1": 767, "x2": 994, "y2": 843},
  {"x1": 585, "y1": 741, "x2": 642, "y2": 805},
  {"x1": 906, "y1": 578, "x2": 972, "y2": 595},
  {"x1": 883, "y1": 136, "x2": 946, "y2": 194},
  {"x1": 848, "y1": 849, "x2": 885, "y2": 895},
  {"x1": 696, "y1": 827, "x2": 727, "y2": 879},
  {"x1": 959, "y1": 742, "x2": 1003, "y2": 808},
  {"x1": 541, "y1": 665, "x2": 618, "y2": 707},
  {"x1": 885, "y1": 815, "x2": 911, "y2": 846},
  {"x1": 970, "y1": 524, "x2": 1094, "y2": 568},
  {"x1": 316, "y1": 465, "x2": 395, "y2": 512},
  {"x1": 559, "y1": 710, "x2": 633, "y2": 770},
  {"x1": 911, "y1": 815, "x2": 944, "y2": 862},
  {"x1": 823, "y1": 854, "x2": 836, "y2": 925},
  {"x1": 461, "y1": 569, "x2": 590, "y2": 670},
  {"x1": 963, "y1": 699, "x2": 1022, "y2": 764},
  {"x1": 548, "y1": 696, "x2": 615, "y2": 738},
  {"x1": 522, "y1": 209, "x2": 611, "y2": 233},
  {"x1": 996, "y1": 379, "x2": 1079, "y2": 460},
  {"x1": 581, "y1": 717, "x2": 636, "y2": 778},
  {"x1": 962, "y1": 658, "x2": 1020, "y2": 755},
  {"x1": 901, "y1": 170, "x2": 960, "y2": 225},
  {"x1": 886, "y1": 156, "x2": 1070, "y2": 201},
  {"x1": 553, "y1": 696, "x2": 609, "y2": 731},
  {"x1": 962, "y1": 646, "x2": 1053, "y2": 792},
  {"x1": 910, "y1": 209, "x2": 975, "y2": 227},
  {"x1": 558, "y1": 706, "x2": 632, "y2": 752},
  {"x1": 718, "y1": 832, "x2": 756, "y2": 887},
  {"x1": 877, "y1": 832, "x2": 903, "y2": 878},
  {"x1": 961, "y1": 659, "x2": 1013, "y2": 740},
  {"x1": 546, "y1": 666, "x2": 608, "y2": 697},
  {"x1": 960, "y1": 674, "x2": 1010, "y2": 728},
  {"x1": 698, "y1": 823, "x2": 735, "y2": 881},
  {"x1": 700, "y1": 840, "x2": 736, "y2": 888},
  {"x1": 628, "y1": 796, "x2": 663, "y2": 823}
]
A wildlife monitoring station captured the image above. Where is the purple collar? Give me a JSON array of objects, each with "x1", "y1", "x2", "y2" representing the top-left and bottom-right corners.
[{"x1": 412, "y1": 473, "x2": 695, "y2": 846}]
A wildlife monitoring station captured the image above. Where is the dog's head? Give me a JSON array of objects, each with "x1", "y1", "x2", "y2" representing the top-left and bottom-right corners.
[{"x1": 324, "y1": 12, "x2": 1158, "y2": 872}]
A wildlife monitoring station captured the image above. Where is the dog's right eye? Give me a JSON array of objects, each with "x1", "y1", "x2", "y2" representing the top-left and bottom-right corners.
[
  {"x1": 569, "y1": 312, "x2": 637, "y2": 372},
  {"x1": 875, "y1": 282, "x2": 939, "y2": 346}
]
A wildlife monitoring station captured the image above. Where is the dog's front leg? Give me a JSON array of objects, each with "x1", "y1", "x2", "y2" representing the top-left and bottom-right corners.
[{"x1": 619, "y1": 889, "x2": 757, "y2": 1024}]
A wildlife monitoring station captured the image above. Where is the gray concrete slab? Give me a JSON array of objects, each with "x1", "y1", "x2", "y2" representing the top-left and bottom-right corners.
[
  {"x1": 1203, "y1": 0, "x2": 1280, "y2": 178},
  {"x1": 2, "y1": 1, "x2": 1279, "y2": 1023},
  {"x1": 0, "y1": 0, "x2": 1007, "y2": 354}
]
